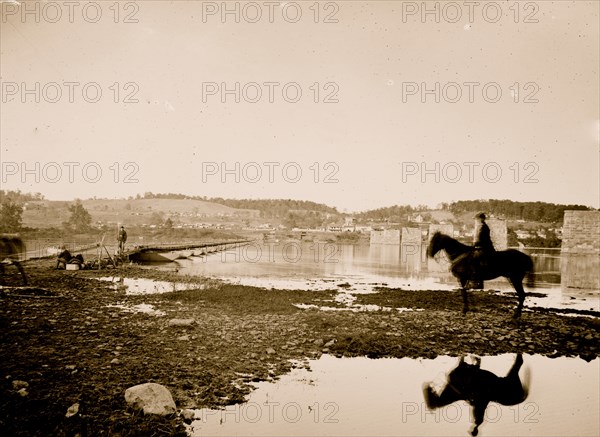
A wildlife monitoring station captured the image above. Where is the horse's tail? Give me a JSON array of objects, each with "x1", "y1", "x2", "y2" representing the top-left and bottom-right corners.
[{"x1": 525, "y1": 257, "x2": 535, "y2": 289}]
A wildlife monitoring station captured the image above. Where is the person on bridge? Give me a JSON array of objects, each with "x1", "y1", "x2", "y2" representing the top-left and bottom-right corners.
[{"x1": 118, "y1": 226, "x2": 128, "y2": 254}]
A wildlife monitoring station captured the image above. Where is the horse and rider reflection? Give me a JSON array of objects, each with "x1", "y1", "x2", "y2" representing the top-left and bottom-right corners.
[
  {"x1": 0, "y1": 234, "x2": 27, "y2": 285},
  {"x1": 423, "y1": 353, "x2": 530, "y2": 436},
  {"x1": 427, "y1": 213, "x2": 535, "y2": 319}
]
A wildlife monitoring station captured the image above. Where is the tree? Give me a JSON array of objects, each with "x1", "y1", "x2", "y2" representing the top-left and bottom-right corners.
[
  {"x1": 65, "y1": 200, "x2": 93, "y2": 232},
  {"x1": 0, "y1": 199, "x2": 23, "y2": 232},
  {"x1": 149, "y1": 212, "x2": 164, "y2": 226}
]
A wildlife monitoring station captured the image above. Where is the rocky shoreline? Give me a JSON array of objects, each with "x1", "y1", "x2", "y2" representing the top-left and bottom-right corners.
[{"x1": 1, "y1": 261, "x2": 598, "y2": 436}]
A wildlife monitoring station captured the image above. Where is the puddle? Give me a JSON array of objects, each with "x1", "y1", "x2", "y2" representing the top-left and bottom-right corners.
[
  {"x1": 293, "y1": 303, "x2": 424, "y2": 313},
  {"x1": 97, "y1": 277, "x2": 196, "y2": 295},
  {"x1": 494, "y1": 286, "x2": 600, "y2": 314},
  {"x1": 292, "y1": 291, "x2": 424, "y2": 313},
  {"x1": 188, "y1": 354, "x2": 599, "y2": 436},
  {"x1": 213, "y1": 275, "x2": 456, "y2": 294},
  {"x1": 106, "y1": 303, "x2": 166, "y2": 316}
]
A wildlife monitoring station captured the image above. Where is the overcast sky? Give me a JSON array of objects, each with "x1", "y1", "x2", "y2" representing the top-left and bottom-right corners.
[{"x1": 1, "y1": 0, "x2": 598, "y2": 212}]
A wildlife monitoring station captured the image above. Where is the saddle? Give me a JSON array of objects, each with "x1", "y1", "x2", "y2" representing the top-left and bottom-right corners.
[{"x1": 451, "y1": 248, "x2": 491, "y2": 289}]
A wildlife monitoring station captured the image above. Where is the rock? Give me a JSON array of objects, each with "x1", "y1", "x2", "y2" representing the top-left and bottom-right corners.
[
  {"x1": 17, "y1": 388, "x2": 28, "y2": 397},
  {"x1": 110, "y1": 358, "x2": 121, "y2": 365},
  {"x1": 177, "y1": 335, "x2": 190, "y2": 341},
  {"x1": 313, "y1": 339, "x2": 324, "y2": 346},
  {"x1": 12, "y1": 380, "x2": 29, "y2": 390},
  {"x1": 324, "y1": 340, "x2": 335, "y2": 348},
  {"x1": 168, "y1": 319, "x2": 196, "y2": 327},
  {"x1": 124, "y1": 383, "x2": 177, "y2": 416},
  {"x1": 266, "y1": 347, "x2": 276, "y2": 355},
  {"x1": 65, "y1": 403, "x2": 80, "y2": 418},
  {"x1": 181, "y1": 408, "x2": 195, "y2": 423}
]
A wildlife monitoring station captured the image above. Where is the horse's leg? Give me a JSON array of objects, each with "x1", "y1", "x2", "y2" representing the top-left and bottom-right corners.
[
  {"x1": 496, "y1": 354, "x2": 527, "y2": 405},
  {"x1": 509, "y1": 277, "x2": 526, "y2": 320},
  {"x1": 14, "y1": 261, "x2": 28, "y2": 286},
  {"x1": 459, "y1": 277, "x2": 469, "y2": 314},
  {"x1": 451, "y1": 258, "x2": 470, "y2": 315}
]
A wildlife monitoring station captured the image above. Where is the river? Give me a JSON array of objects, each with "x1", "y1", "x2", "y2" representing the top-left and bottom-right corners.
[{"x1": 160, "y1": 242, "x2": 599, "y2": 313}]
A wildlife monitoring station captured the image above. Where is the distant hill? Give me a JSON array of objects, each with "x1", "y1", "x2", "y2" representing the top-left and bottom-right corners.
[
  {"x1": 21, "y1": 198, "x2": 259, "y2": 228},
  {"x1": 9, "y1": 189, "x2": 596, "y2": 229},
  {"x1": 140, "y1": 193, "x2": 339, "y2": 217}
]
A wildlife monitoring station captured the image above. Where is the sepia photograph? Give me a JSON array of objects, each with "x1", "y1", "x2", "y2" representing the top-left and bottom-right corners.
[{"x1": 1, "y1": 1, "x2": 599, "y2": 436}]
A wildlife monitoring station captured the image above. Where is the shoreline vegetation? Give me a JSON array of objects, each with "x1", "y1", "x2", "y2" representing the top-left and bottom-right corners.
[{"x1": 1, "y1": 261, "x2": 598, "y2": 436}]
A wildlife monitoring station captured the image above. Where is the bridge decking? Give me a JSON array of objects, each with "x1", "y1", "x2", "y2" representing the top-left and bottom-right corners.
[{"x1": 125, "y1": 240, "x2": 252, "y2": 262}]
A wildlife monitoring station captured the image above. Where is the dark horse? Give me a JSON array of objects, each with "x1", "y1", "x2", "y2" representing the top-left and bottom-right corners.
[
  {"x1": 427, "y1": 232, "x2": 534, "y2": 319},
  {"x1": 0, "y1": 234, "x2": 28, "y2": 285},
  {"x1": 423, "y1": 353, "x2": 530, "y2": 436}
]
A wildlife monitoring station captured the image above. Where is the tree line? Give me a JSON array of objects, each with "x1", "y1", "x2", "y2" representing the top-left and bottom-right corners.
[
  {"x1": 140, "y1": 192, "x2": 339, "y2": 218},
  {"x1": 443, "y1": 200, "x2": 593, "y2": 223}
]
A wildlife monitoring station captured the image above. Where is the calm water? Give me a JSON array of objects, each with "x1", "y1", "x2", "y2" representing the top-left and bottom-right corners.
[
  {"x1": 189, "y1": 354, "x2": 599, "y2": 436},
  {"x1": 161, "y1": 242, "x2": 599, "y2": 313}
]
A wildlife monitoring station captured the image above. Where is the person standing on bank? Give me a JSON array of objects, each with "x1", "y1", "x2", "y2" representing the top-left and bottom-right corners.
[
  {"x1": 472, "y1": 213, "x2": 495, "y2": 287},
  {"x1": 118, "y1": 226, "x2": 128, "y2": 254}
]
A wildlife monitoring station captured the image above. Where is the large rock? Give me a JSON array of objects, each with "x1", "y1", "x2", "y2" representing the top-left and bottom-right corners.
[{"x1": 124, "y1": 383, "x2": 176, "y2": 416}]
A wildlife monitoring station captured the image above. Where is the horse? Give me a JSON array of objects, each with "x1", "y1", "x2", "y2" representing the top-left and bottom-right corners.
[
  {"x1": 427, "y1": 232, "x2": 534, "y2": 319},
  {"x1": 423, "y1": 353, "x2": 530, "y2": 436},
  {"x1": 0, "y1": 234, "x2": 28, "y2": 285}
]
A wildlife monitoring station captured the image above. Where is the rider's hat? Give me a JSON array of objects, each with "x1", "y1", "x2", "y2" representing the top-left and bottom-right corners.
[{"x1": 475, "y1": 212, "x2": 486, "y2": 220}]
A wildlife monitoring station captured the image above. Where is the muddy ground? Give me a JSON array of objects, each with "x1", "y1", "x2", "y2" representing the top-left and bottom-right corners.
[{"x1": 1, "y1": 260, "x2": 598, "y2": 436}]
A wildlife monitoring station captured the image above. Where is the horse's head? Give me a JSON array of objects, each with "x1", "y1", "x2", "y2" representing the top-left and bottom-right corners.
[{"x1": 427, "y1": 232, "x2": 443, "y2": 258}]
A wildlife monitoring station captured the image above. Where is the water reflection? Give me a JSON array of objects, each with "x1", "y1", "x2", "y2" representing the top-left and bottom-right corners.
[
  {"x1": 561, "y1": 253, "x2": 600, "y2": 290},
  {"x1": 189, "y1": 354, "x2": 599, "y2": 436},
  {"x1": 423, "y1": 354, "x2": 529, "y2": 436}
]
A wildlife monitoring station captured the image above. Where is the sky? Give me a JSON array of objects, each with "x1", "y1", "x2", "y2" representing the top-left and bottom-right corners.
[{"x1": 1, "y1": 0, "x2": 599, "y2": 212}]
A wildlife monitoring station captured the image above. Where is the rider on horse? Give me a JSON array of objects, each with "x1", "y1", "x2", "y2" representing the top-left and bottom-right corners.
[{"x1": 471, "y1": 212, "x2": 495, "y2": 287}]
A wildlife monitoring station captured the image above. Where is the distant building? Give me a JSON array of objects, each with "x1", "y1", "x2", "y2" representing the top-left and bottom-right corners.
[
  {"x1": 561, "y1": 210, "x2": 600, "y2": 289},
  {"x1": 409, "y1": 214, "x2": 424, "y2": 223},
  {"x1": 561, "y1": 211, "x2": 600, "y2": 254},
  {"x1": 370, "y1": 229, "x2": 401, "y2": 245},
  {"x1": 401, "y1": 227, "x2": 422, "y2": 250},
  {"x1": 515, "y1": 230, "x2": 533, "y2": 240}
]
